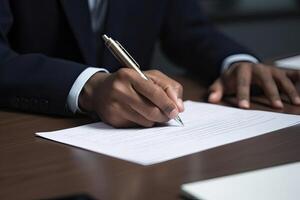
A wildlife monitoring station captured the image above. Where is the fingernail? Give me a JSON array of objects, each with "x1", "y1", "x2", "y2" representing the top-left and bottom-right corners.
[
  {"x1": 209, "y1": 93, "x2": 218, "y2": 102},
  {"x1": 275, "y1": 100, "x2": 284, "y2": 108},
  {"x1": 295, "y1": 97, "x2": 300, "y2": 105},
  {"x1": 239, "y1": 100, "x2": 250, "y2": 109},
  {"x1": 177, "y1": 98, "x2": 185, "y2": 112},
  {"x1": 169, "y1": 108, "x2": 179, "y2": 119}
]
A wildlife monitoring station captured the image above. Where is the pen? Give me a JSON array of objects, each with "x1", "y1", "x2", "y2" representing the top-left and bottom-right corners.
[{"x1": 102, "y1": 34, "x2": 184, "y2": 126}]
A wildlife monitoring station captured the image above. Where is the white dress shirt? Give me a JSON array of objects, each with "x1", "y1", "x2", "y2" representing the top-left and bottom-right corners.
[{"x1": 67, "y1": 0, "x2": 259, "y2": 113}]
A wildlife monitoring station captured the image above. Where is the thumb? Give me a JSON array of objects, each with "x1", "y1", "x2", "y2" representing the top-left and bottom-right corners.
[{"x1": 208, "y1": 78, "x2": 224, "y2": 103}]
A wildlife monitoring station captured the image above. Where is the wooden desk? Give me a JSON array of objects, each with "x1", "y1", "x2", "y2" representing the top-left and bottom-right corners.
[{"x1": 1, "y1": 77, "x2": 300, "y2": 200}]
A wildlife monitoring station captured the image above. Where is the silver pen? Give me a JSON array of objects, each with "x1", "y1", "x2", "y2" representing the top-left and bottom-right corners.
[{"x1": 102, "y1": 34, "x2": 184, "y2": 126}]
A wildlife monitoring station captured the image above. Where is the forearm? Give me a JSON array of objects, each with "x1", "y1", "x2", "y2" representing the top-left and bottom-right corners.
[{"x1": 0, "y1": 53, "x2": 87, "y2": 115}]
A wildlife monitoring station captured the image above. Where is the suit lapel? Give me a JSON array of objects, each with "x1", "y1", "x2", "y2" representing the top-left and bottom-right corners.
[{"x1": 60, "y1": 0, "x2": 97, "y2": 65}]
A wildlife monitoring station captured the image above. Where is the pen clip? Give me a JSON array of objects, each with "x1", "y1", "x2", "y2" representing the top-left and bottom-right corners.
[{"x1": 115, "y1": 41, "x2": 141, "y2": 69}]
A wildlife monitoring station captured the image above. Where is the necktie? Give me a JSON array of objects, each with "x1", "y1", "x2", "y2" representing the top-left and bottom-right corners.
[
  {"x1": 90, "y1": 0, "x2": 108, "y2": 33},
  {"x1": 89, "y1": 0, "x2": 109, "y2": 65}
]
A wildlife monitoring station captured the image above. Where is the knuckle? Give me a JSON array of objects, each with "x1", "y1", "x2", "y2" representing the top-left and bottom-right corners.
[
  {"x1": 152, "y1": 86, "x2": 163, "y2": 97},
  {"x1": 256, "y1": 63, "x2": 265, "y2": 69},
  {"x1": 149, "y1": 69, "x2": 161, "y2": 76},
  {"x1": 117, "y1": 68, "x2": 132, "y2": 79},
  {"x1": 273, "y1": 69, "x2": 286, "y2": 78},
  {"x1": 111, "y1": 81, "x2": 124, "y2": 94},
  {"x1": 255, "y1": 64, "x2": 268, "y2": 73},
  {"x1": 237, "y1": 63, "x2": 250, "y2": 72},
  {"x1": 174, "y1": 82, "x2": 183, "y2": 92},
  {"x1": 148, "y1": 107, "x2": 161, "y2": 120}
]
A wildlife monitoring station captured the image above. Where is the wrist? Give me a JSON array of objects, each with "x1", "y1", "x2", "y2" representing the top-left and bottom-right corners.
[
  {"x1": 79, "y1": 72, "x2": 110, "y2": 112},
  {"x1": 222, "y1": 54, "x2": 259, "y2": 73}
]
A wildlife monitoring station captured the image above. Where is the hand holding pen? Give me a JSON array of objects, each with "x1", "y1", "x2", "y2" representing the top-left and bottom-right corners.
[
  {"x1": 78, "y1": 35, "x2": 184, "y2": 128},
  {"x1": 102, "y1": 35, "x2": 184, "y2": 126}
]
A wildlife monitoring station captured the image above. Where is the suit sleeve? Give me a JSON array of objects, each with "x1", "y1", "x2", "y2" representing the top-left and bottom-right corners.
[
  {"x1": 0, "y1": 1, "x2": 87, "y2": 115},
  {"x1": 160, "y1": 0, "x2": 256, "y2": 82}
]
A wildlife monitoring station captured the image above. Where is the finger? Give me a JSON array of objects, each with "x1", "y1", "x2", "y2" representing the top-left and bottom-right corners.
[
  {"x1": 125, "y1": 91, "x2": 169, "y2": 123},
  {"x1": 258, "y1": 70, "x2": 283, "y2": 108},
  {"x1": 236, "y1": 64, "x2": 252, "y2": 109},
  {"x1": 286, "y1": 69, "x2": 300, "y2": 82},
  {"x1": 120, "y1": 105, "x2": 155, "y2": 128},
  {"x1": 105, "y1": 104, "x2": 155, "y2": 128},
  {"x1": 110, "y1": 79, "x2": 169, "y2": 123},
  {"x1": 100, "y1": 104, "x2": 137, "y2": 128},
  {"x1": 208, "y1": 78, "x2": 224, "y2": 103},
  {"x1": 146, "y1": 70, "x2": 184, "y2": 112},
  {"x1": 130, "y1": 76, "x2": 179, "y2": 119},
  {"x1": 274, "y1": 73, "x2": 300, "y2": 105}
]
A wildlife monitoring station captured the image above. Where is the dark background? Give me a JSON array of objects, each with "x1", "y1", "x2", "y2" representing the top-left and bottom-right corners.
[{"x1": 152, "y1": 0, "x2": 300, "y2": 74}]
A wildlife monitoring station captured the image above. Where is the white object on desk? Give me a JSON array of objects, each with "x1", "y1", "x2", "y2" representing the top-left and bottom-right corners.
[
  {"x1": 181, "y1": 161, "x2": 300, "y2": 200},
  {"x1": 275, "y1": 55, "x2": 300, "y2": 70},
  {"x1": 36, "y1": 101, "x2": 300, "y2": 165}
]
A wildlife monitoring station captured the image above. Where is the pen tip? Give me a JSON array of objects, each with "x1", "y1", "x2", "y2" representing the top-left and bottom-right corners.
[
  {"x1": 179, "y1": 120, "x2": 184, "y2": 127},
  {"x1": 175, "y1": 116, "x2": 184, "y2": 126}
]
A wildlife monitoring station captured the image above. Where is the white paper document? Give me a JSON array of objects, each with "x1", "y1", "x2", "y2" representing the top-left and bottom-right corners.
[
  {"x1": 275, "y1": 55, "x2": 300, "y2": 70},
  {"x1": 181, "y1": 161, "x2": 300, "y2": 200},
  {"x1": 36, "y1": 101, "x2": 300, "y2": 165}
]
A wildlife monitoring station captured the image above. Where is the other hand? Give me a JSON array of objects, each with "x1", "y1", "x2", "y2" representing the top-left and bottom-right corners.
[
  {"x1": 79, "y1": 69, "x2": 184, "y2": 128},
  {"x1": 208, "y1": 62, "x2": 300, "y2": 109}
]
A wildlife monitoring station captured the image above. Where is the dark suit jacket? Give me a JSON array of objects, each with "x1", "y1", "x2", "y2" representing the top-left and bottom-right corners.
[{"x1": 0, "y1": 0, "x2": 252, "y2": 115}]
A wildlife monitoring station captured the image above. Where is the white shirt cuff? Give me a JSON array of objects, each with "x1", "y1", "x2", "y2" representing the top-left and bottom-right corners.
[
  {"x1": 67, "y1": 67, "x2": 109, "y2": 113},
  {"x1": 221, "y1": 54, "x2": 259, "y2": 73}
]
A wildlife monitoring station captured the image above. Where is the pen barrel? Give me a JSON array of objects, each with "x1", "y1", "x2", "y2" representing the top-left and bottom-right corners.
[{"x1": 104, "y1": 39, "x2": 148, "y2": 80}]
